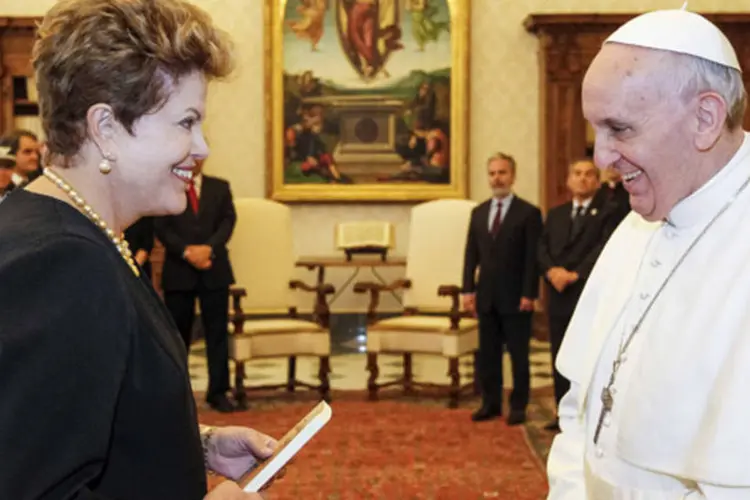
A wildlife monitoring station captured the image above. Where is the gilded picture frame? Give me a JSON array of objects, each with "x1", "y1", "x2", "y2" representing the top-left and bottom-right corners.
[{"x1": 264, "y1": 0, "x2": 470, "y2": 202}]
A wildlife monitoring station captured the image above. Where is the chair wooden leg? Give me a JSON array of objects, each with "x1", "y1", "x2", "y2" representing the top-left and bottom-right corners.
[
  {"x1": 287, "y1": 356, "x2": 297, "y2": 392},
  {"x1": 234, "y1": 360, "x2": 248, "y2": 408},
  {"x1": 318, "y1": 356, "x2": 331, "y2": 402},
  {"x1": 473, "y1": 351, "x2": 481, "y2": 396},
  {"x1": 366, "y1": 352, "x2": 379, "y2": 401},
  {"x1": 448, "y1": 357, "x2": 460, "y2": 409},
  {"x1": 403, "y1": 353, "x2": 414, "y2": 395}
]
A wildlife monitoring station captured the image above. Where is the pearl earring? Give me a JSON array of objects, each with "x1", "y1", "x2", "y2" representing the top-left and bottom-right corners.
[{"x1": 99, "y1": 156, "x2": 112, "y2": 175}]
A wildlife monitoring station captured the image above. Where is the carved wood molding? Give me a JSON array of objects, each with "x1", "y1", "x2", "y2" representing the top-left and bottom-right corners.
[
  {"x1": 526, "y1": 13, "x2": 750, "y2": 81},
  {"x1": 0, "y1": 17, "x2": 40, "y2": 30},
  {"x1": 524, "y1": 12, "x2": 750, "y2": 213},
  {"x1": 0, "y1": 17, "x2": 40, "y2": 134}
]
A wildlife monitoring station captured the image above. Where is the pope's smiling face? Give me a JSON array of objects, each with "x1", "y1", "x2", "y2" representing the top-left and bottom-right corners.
[{"x1": 583, "y1": 43, "x2": 700, "y2": 222}]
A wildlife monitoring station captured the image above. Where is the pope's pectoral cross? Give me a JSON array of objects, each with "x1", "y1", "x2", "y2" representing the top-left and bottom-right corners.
[
  {"x1": 593, "y1": 358, "x2": 621, "y2": 444},
  {"x1": 593, "y1": 385, "x2": 614, "y2": 444}
]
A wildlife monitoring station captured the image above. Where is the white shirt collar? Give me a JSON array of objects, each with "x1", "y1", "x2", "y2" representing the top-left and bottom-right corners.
[
  {"x1": 11, "y1": 172, "x2": 25, "y2": 186},
  {"x1": 667, "y1": 132, "x2": 750, "y2": 229},
  {"x1": 493, "y1": 192, "x2": 513, "y2": 207},
  {"x1": 573, "y1": 197, "x2": 593, "y2": 210}
]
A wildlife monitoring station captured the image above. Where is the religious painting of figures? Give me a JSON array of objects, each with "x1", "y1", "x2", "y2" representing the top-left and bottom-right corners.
[{"x1": 264, "y1": 0, "x2": 470, "y2": 202}]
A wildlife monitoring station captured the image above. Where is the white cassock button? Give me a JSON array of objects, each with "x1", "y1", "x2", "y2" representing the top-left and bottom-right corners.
[
  {"x1": 603, "y1": 413, "x2": 612, "y2": 428},
  {"x1": 640, "y1": 292, "x2": 650, "y2": 300},
  {"x1": 595, "y1": 447, "x2": 605, "y2": 458},
  {"x1": 620, "y1": 353, "x2": 628, "y2": 363},
  {"x1": 651, "y1": 259, "x2": 661, "y2": 267}
]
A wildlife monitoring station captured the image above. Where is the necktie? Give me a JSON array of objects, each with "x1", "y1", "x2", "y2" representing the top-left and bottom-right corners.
[
  {"x1": 570, "y1": 205, "x2": 585, "y2": 238},
  {"x1": 490, "y1": 202, "x2": 502, "y2": 237},
  {"x1": 187, "y1": 179, "x2": 199, "y2": 214}
]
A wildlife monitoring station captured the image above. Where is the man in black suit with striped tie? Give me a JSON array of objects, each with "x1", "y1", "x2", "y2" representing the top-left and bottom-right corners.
[{"x1": 462, "y1": 152, "x2": 543, "y2": 425}]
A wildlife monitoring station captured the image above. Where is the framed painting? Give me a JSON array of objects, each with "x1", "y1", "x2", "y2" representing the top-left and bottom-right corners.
[{"x1": 264, "y1": 0, "x2": 470, "y2": 202}]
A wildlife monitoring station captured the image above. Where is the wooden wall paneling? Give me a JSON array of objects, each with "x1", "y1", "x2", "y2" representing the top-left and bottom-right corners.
[{"x1": 0, "y1": 18, "x2": 40, "y2": 135}]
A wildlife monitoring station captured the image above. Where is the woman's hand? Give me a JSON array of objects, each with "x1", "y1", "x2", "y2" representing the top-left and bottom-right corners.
[{"x1": 206, "y1": 426, "x2": 277, "y2": 481}]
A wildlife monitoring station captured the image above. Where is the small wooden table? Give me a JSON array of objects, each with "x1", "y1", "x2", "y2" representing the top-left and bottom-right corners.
[{"x1": 296, "y1": 255, "x2": 407, "y2": 304}]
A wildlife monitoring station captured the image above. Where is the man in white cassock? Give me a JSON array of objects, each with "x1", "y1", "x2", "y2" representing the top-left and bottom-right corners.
[{"x1": 546, "y1": 8, "x2": 750, "y2": 500}]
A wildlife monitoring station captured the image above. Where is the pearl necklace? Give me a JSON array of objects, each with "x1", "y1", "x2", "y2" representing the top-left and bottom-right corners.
[{"x1": 43, "y1": 168, "x2": 140, "y2": 277}]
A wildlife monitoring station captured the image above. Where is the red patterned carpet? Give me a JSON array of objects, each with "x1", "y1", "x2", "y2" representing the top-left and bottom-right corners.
[{"x1": 199, "y1": 392, "x2": 549, "y2": 499}]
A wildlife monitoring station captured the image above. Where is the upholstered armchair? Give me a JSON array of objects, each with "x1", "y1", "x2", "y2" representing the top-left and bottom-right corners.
[
  {"x1": 227, "y1": 198, "x2": 333, "y2": 405},
  {"x1": 353, "y1": 199, "x2": 479, "y2": 407}
]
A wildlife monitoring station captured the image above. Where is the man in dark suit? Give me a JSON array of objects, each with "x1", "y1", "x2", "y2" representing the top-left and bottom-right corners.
[
  {"x1": 538, "y1": 158, "x2": 618, "y2": 431},
  {"x1": 462, "y1": 152, "x2": 543, "y2": 425},
  {"x1": 154, "y1": 158, "x2": 237, "y2": 413}
]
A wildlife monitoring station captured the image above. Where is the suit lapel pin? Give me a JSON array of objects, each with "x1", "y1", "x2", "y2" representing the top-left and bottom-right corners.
[{"x1": 591, "y1": 208, "x2": 598, "y2": 216}]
